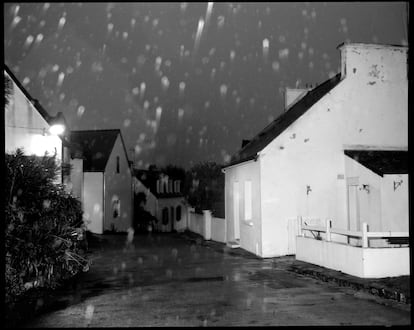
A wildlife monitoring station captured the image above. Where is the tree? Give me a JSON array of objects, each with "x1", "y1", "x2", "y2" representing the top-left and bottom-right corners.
[
  {"x1": 5, "y1": 149, "x2": 89, "y2": 306},
  {"x1": 184, "y1": 161, "x2": 225, "y2": 217}
]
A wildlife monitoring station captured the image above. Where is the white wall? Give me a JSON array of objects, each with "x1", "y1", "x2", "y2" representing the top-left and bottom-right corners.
[
  {"x1": 381, "y1": 174, "x2": 409, "y2": 231},
  {"x1": 188, "y1": 210, "x2": 205, "y2": 237},
  {"x1": 5, "y1": 71, "x2": 62, "y2": 162},
  {"x1": 224, "y1": 160, "x2": 262, "y2": 256},
  {"x1": 104, "y1": 134, "x2": 133, "y2": 232},
  {"x1": 296, "y1": 236, "x2": 410, "y2": 278},
  {"x1": 83, "y1": 172, "x2": 104, "y2": 234},
  {"x1": 258, "y1": 44, "x2": 407, "y2": 257},
  {"x1": 156, "y1": 197, "x2": 186, "y2": 232}
]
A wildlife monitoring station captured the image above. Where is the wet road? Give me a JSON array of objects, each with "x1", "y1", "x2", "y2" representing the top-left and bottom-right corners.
[{"x1": 25, "y1": 233, "x2": 410, "y2": 327}]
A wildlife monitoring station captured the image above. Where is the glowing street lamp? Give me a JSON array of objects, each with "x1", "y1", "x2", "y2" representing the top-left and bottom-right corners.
[{"x1": 49, "y1": 112, "x2": 66, "y2": 136}]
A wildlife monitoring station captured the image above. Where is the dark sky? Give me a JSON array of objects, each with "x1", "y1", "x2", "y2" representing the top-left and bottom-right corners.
[{"x1": 4, "y1": 2, "x2": 408, "y2": 169}]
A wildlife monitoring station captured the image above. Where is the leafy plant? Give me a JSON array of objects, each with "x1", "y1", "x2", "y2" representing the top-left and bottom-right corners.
[{"x1": 5, "y1": 149, "x2": 89, "y2": 305}]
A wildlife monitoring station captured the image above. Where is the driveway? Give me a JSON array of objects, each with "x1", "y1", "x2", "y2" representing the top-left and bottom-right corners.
[{"x1": 23, "y1": 233, "x2": 410, "y2": 327}]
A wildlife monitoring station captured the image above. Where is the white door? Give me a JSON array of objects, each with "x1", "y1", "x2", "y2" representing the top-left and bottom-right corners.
[
  {"x1": 347, "y1": 177, "x2": 360, "y2": 245},
  {"x1": 233, "y1": 182, "x2": 240, "y2": 240}
]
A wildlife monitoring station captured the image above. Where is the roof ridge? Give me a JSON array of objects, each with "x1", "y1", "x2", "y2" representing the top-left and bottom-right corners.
[{"x1": 239, "y1": 73, "x2": 341, "y2": 153}]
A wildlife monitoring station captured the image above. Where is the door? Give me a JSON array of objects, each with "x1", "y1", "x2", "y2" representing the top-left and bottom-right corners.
[
  {"x1": 347, "y1": 177, "x2": 360, "y2": 245},
  {"x1": 233, "y1": 182, "x2": 240, "y2": 240}
]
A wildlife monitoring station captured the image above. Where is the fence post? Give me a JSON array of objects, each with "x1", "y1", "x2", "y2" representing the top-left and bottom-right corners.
[
  {"x1": 203, "y1": 210, "x2": 212, "y2": 240},
  {"x1": 326, "y1": 219, "x2": 331, "y2": 242},
  {"x1": 298, "y1": 216, "x2": 304, "y2": 237},
  {"x1": 362, "y1": 222, "x2": 368, "y2": 248},
  {"x1": 187, "y1": 207, "x2": 195, "y2": 232}
]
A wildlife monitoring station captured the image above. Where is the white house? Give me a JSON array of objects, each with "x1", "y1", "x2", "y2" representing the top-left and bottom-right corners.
[
  {"x1": 70, "y1": 129, "x2": 133, "y2": 234},
  {"x1": 222, "y1": 43, "x2": 408, "y2": 270},
  {"x1": 4, "y1": 65, "x2": 72, "y2": 185},
  {"x1": 133, "y1": 168, "x2": 187, "y2": 232}
]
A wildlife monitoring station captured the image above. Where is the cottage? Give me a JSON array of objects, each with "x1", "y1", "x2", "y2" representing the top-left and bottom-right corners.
[
  {"x1": 222, "y1": 43, "x2": 408, "y2": 265},
  {"x1": 70, "y1": 129, "x2": 133, "y2": 234},
  {"x1": 133, "y1": 167, "x2": 187, "y2": 233},
  {"x1": 4, "y1": 65, "x2": 70, "y2": 184}
]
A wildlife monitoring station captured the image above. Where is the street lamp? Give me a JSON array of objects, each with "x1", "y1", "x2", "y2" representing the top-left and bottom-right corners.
[{"x1": 49, "y1": 112, "x2": 66, "y2": 136}]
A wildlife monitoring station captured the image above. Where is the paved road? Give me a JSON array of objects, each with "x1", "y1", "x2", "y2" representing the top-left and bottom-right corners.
[{"x1": 24, "y1": 233, "x2": 410, "y2": 327}]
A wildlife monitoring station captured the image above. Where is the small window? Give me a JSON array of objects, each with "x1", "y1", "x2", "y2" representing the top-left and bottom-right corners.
[
  {"x1": 162, "y1": 207, "x2": 169, "y2": 225},
  {"x1": 113, "y1": 199, "x2": 120, "y2": 218},
  {"x1": 176, "y1": 206, "x2": 182, "y2": 221},
  {"x1": 116, "y1": 156, "x2": 120, "y2": 173}
]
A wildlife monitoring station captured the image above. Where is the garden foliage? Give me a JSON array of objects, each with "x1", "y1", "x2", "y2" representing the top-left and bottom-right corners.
[{"x1": 5, "y1": 149, "x2": 89, "y2": 304}]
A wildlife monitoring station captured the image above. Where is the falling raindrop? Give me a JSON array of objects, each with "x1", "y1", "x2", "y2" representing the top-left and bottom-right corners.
[
  {"x1": 179, "y1": 81, "x2": 186, "y2": 95},
  {"x1": 77, "y1": 106, "x2": 85, "y2": 117},
  {"x1": 58, "y1": 16, "x2": 66, "y2": 30},
  {"x1": 24, "y1": 35, "x2": 34, "y2": 48},
  {"x1": 230, "y1": 50, "x2": 236, "y2": 61},
  {"x1": 217, "y1": 15, "x2": 225, "y2": 29},
  {"x1": 11, "y1": 16, "x2": 21, "y2": 29},
  {"x1": 220, "y1": 84, "x2": 228, "y2": 97},
  {"x1": 161, "y1": 76, "x2": 170, "y2": 91},
  {"x1": 262, "y1": 38, "x2": 269, "y2": 61}
]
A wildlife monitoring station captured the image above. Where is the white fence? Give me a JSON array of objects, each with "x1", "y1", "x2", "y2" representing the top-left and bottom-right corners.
[
  {"x1": 300, "y1": 219, "x2": 409, "y2": 248},
  {"x1": 296, "y1": 218, "x2": 410, "y2": 278},
  {"x1": 187, "y1": 208, "x2": 226, "y2": 243}
]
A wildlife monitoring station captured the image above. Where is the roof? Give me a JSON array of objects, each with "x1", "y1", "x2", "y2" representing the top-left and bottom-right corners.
[
  {"x1": 224, "y1": 73, "x2": 342, "y2": 168},
  {"x1": 133, "y1": 169, "x2": 183, "y2": 198},
  {"x1": 344, "y1": 150, "x2": 408, "y2": 176},
  {"x1": 70, "y1": 129, "x2": 128, "y2": 172}
]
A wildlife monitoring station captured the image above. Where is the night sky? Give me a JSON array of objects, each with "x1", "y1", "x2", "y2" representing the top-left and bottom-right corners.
[{"x1": 4, "y1": 2, "x2": 408, "y2": 169}]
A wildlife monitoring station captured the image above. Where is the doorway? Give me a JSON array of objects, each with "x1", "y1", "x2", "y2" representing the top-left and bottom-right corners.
[{"x1": 233, "y1": 181, "x2": 240, "y2": 240}]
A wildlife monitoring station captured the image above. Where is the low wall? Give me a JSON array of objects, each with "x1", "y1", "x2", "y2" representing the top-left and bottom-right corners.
[
  {"x1": 187, "y1": 209, "x2": 226, "y2": 243},
  {"x1": 188, "y1": 211, "x2": 205, "y2": 237},
  {"x1": 296, "y1": 236, "x2": 410, "y2": 278}
]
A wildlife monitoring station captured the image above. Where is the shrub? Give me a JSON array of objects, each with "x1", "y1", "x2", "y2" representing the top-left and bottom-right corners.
[{"x1": 5, "y1": 149, "x2": 89, "y2": 304}]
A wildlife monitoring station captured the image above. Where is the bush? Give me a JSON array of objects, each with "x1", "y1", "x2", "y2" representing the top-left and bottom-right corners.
[{"x1": 5, "y1": 149, "x2": 89, "y2": 305}]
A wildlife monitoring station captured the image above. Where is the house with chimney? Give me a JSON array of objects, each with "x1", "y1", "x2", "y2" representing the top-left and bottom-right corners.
[
  {"x1": 222, "y1": 43, "x2": 408, "y2": 277},
  {"x1": 133, "y1": 167, "x2": 187, "y2": 233},
  {"x1": 70, "y1": 129, "x2": 133, "y2": 234}
]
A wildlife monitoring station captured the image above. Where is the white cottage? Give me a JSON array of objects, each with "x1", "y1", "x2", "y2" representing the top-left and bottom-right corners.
[
  {"x1": 223, "y1": 43, "x2": 408, "y2": 265},
  {"x1": 4, "y1": 65, "x2": 69, "y2": 180},
  {"x1": 70, "y1": 129, "x2": 133, "y2": 234},
  {"x1": 133, "y1": 168, "x2": 187, "y2": 233}
]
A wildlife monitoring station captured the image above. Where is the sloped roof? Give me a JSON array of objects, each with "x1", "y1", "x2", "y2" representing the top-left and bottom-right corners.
[
  {"x1": 4, "y1": 64, "x2": 70, "y2": 146},
  {"x1": 344, "y1": 150, "x2": 408, "y2": 176},
  {"x1": 70, "y1": 129, "x2": 126, "y2": 172},
  {"x1": 225, "y1": 73, "x2": 342, "y2": 168},
  {"x1": 133, "y1": 169, "x2": 183, "y2": 198}
]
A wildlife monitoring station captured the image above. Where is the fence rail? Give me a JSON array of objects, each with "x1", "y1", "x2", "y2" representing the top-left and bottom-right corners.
[{"x1": 300, "y1": 219, "x2": 409, "y2": 248}]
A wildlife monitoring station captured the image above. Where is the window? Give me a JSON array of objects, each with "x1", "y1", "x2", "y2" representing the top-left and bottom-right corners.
[
  {"x1": 176, "y1": 206, "x2": 182, "y2": 221},
  {"x1": 162, "y1": 207, "x2": 169, "y2": 225},
  {"x1": 244, "y1": 181, "x2": 252, "y2": 220},
  {"x1": 113, "y1": 199, "x2": 120, "y2": 218},
  {"x1": 116, "y1": 156, "x2": 120, "y2": 173}
]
